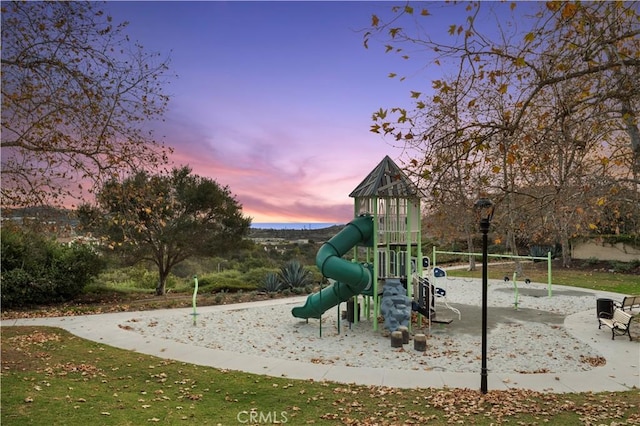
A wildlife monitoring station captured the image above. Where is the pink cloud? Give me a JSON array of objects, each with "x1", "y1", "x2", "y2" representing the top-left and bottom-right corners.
[
  {"x1": 170, "y1": 144, "x2": 357, "y2": 222},
  {"x1": 160, "y1": 109, "x2": 393, "y2": 223}
]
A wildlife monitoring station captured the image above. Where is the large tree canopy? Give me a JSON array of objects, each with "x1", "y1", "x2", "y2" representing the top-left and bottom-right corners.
[
  {"x1": 79, "y1": 167, "x2": 252, "y2": 295},
  {"x1": 1, "y1": 1, "x2": 173, "y2": 207},
  {"x1": 365, "y1": 1, "x2": 640, "y2": 265}
]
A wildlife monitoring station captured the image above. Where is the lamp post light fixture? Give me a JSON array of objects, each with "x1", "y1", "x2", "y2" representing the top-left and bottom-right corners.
[{"x1": 474, "y1": 197, "x2": 495, "y2": 394}]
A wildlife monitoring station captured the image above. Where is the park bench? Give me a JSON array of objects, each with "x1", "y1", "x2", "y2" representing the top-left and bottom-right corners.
[
  {"x1": 598, "y1": 308, "x2": 633, "y2": 340},
  {"x1": 615, "y1": 295, "x2": 640, "y2": 312}
]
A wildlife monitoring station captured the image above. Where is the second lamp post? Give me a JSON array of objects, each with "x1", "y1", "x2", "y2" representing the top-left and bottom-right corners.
[{"x1": 474, "y1": 198, "x2": 495, "y2": 394}]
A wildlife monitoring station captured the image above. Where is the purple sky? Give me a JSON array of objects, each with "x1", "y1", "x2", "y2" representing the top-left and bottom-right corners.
[{"x1": 103, "y1": 1, "x2": 520, "y2": 223}]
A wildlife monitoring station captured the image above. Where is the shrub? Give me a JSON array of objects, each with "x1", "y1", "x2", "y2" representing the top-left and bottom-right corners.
[
  {"x1": 1, "y1": 269, "x2": 39, "y2": 307},
  {"x1": 171, "y1": 256, "x2": 235, "y2": 278},
  {"x1": 90, "y1": 266, "x2": 180, "y2": 292},
  {"x1": 279, "y1": 260, "x2": 312, "y2": 290},
  {"x1": 307, "y1": 268, "x2": 323, "y2": 285},
  {"x1": 197, "y1": 270, "x2": 257, "y2": 293},
  {"x1": 527, "y1": 244, "x2": 561, "y2": 261},
  {"x1": 127, "y1": 267, "x2": 163, "y2": 290},
  {"x1": 236, "y1": 255, "x2": 276, "y2": 272},
  {"x1": 242, "y1": 267, "x2": 279, "y2": 287},
  {"x1": 0, "y1": 226, "x2": 28, "y2": 271},
  {"x1": 51, "y1": 242, "x2": 106, "y2": 299},
  {"x1": 583, "y1": 257, "x2": 600, "y2": 267},
  {"x1": 1, "y1": 227, "x2": 105, "y2": 308},
  {"x1": 170, "y1": 258, "x2": 202, "y2": 279},
  {"x1": 609, "y1": 261, "x2": 636, "y2": 273},
  {"x1": 260, "y1": 272, "x2": 281, "y2": 293}
]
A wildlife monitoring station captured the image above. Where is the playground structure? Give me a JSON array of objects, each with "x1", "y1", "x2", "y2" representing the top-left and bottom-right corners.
[{"x1": 291, "y1": 156, "x2": 449, "y2": 332}]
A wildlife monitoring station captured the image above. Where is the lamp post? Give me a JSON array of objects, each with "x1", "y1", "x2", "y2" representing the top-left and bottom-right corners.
[{"x1": 474, "y1": 198, "x2": 494, "y2": 394}]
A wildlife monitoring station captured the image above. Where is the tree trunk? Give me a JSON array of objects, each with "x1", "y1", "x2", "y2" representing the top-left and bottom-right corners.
[
  {"x1": 466, "y1": 232, "x2": 477, "y2": 271},
  {"x1": 560, "y1": 233, "x2": 572, "y2": 268},
  {"x1": 156, "y1": 269, "x2": 169, "y2": 296},
  {"x1": 504, "y1": 228, "x2": 522, "y2": 274},
  {"x1": 155, "y1": 280, "x2": 164, "y2": 296}
]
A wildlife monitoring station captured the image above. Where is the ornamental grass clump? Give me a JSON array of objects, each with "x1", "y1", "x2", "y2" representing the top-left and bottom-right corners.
[
  {"x1": 261, "y1": 272, "x2": 282, "y2": 293},
  {"x1": 279, "y1": 260, "x2": 312, "y2": 291}
]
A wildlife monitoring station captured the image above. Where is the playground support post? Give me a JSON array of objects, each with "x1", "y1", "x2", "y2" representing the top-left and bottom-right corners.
[
  {"x1": 547, "y1": 251, "x2": 552, "y2": 297},
  {"x1": 475, "y1": 197, "x2": 494, "y2": 394},
  {"x1": 192, "y1": 275, "x2": 199, "y2": 326}
]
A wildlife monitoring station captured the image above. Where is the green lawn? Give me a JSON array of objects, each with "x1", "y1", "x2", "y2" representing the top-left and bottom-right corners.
[
  {"x1": 2, "y1": 326, "x2": 639, "y2": 425},
  {"x1": 445, "y1": 262, "x2": 639, "y2": 295},
  {"x1": 2, "y1": 264, "x2": 639, "y2": 425}
]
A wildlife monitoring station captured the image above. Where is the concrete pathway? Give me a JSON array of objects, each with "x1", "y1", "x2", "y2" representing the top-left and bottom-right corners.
[{"x1": 2, "y1": 292, "x2": 639, "y2": 393}]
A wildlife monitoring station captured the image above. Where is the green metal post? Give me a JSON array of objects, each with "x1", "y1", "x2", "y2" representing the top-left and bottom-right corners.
[
  {"x1": 513, "y1": 271, "x2": 519, "y2": 310},
  {"x1": 547, "y1": 251, "x2": 552, "y2": 297},
  {"x1": 319, "y1": 283, "x2": 322, "y2": 337},
  {"x1": 432, "y1": 246, "x2": 437, "y2": 271},
  {"x1": 192, "y1": 275, "x2": 199, "y2": 326},
  {"x1": 373, "y1": 197, "x2": 379, "y2": 331}
]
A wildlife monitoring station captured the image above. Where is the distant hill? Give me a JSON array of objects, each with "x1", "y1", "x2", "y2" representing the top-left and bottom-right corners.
[
  {"x1": 248, "y1": 225, "x2": 344, "y2": 241},
  {"x1": 2, "y1": 207, "x2": 347, "y2": 242},
  {"x1": 1, "y1": 206, "x2": 76, "y2": 225}
]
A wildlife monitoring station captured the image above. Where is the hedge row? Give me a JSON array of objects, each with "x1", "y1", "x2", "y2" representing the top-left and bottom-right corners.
[{"x1": 1, "y1": 226, "x2": 105, "y2": 308}]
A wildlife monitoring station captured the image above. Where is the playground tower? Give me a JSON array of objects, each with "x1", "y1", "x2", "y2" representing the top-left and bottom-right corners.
[
  {"x1": 291, "y1": 156, "x2": 424, "y2": 332},
  {"x1": 349, "y1": 156, "x2": 424, "y2": 331}
]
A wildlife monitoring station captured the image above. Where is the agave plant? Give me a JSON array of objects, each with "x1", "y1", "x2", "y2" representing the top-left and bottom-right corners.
[
  {"x1": 279, "y1": 260, "x2": 312, "y2": 290},
  {"x1": 261, "y1": 272, "x2": 281, "y2": 293}
]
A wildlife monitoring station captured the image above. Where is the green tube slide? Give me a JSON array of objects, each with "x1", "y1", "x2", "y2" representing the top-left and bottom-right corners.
[{"x1": 291, "y1": 215, "x2": 374, "y2": 319}]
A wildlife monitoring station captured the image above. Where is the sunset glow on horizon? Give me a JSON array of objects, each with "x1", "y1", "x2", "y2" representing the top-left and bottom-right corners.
[
  {"x1": 101, "y1": 2, "x2": 525, "y2": 224},
  {"x1": 100, "y1": 1, "x2": 422, "y2": 223}
]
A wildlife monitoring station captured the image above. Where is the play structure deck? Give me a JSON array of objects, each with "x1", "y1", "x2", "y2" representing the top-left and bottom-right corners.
[{"x1": 291, "y1": 156, "x2": 453, "y2": 332}]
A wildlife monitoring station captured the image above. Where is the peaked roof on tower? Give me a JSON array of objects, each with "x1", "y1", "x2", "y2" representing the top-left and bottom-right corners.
[{"x1": 349, "y1": 155, "x2": 423, "y2": 198}]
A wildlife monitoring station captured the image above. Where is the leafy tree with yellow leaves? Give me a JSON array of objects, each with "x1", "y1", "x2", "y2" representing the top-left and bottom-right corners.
[
  {"x1": 78, "y1": 167, "x2": 252, "y2": 295},
  {"x1": 1, "y1": 1, "x2": 173, "y2": 207},
  {"x1": 365, "y1": 1, "x2": 640, "y2": 265}
]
